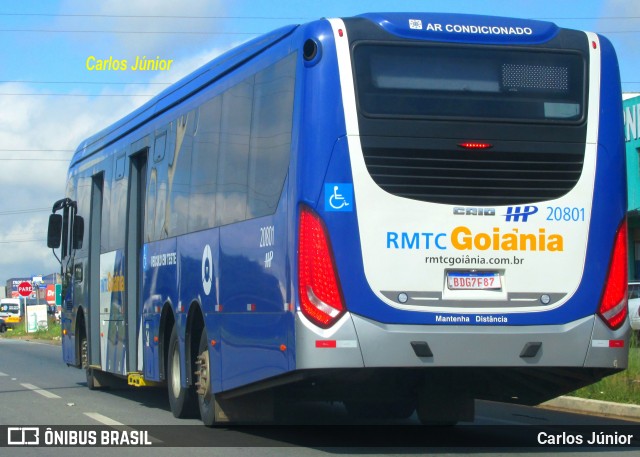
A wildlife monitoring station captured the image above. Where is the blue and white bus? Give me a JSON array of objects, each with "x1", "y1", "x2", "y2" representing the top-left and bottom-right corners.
[{"x1": 48, "y1": 12, "x2": 629, "y2": 425}]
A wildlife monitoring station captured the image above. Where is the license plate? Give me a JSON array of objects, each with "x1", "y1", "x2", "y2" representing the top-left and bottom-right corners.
[{"x1": 447, "y1": 271, "x2": 501, "y2": 290}]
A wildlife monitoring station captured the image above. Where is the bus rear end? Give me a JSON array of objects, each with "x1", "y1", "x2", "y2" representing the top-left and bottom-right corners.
[{"x1": 293, "y1": 13, "x2": 628, "y2": 423}]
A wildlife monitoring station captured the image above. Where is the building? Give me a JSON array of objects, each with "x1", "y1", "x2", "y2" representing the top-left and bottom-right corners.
[
  {"x1": 4, "y1": 273, "x2": 61, "y2": 305},
  {"x1": 624, "y1": 94, "x2": 640, "y2": 279}
]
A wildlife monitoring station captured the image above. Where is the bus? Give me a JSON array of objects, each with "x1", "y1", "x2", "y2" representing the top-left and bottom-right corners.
[
  {"x1": 47, "y1": 12, "x2": 629, "y2": 425},
  {"x1": 0, "y1": 298, "x2": 22, "y2": 329}
]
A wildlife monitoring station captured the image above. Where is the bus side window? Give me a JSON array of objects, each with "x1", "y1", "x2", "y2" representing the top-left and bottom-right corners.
[
  {"x1": 247, "y1": 53, "x2": 296, "y2": 218},
  {"x1": 216, "y1": 79, "x2": 252, "y2": 226},
  {"x1": 146, "y1": 168, "x2": 157, "y2": 242},
  {"x1": 190, "y1": 100, "x2": 221, "y2": 231},
  {"x1": 167, "y1": 115, "x2": 193, "y2": 237}
]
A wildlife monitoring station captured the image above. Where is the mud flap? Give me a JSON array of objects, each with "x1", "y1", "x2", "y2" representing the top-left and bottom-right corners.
[{"x1": 214, "y1": 389, "x2": 275, "y2": 423}]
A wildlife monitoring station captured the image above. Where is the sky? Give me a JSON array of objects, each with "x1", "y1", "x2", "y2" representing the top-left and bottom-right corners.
[{"x1": 0, "y1": 0, "x2": 638, "y2": 287}]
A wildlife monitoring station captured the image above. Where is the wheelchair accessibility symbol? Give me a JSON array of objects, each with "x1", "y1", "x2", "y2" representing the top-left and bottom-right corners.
[{"x1": 325, "y1": 183, "x2": 353, "y2": 212}]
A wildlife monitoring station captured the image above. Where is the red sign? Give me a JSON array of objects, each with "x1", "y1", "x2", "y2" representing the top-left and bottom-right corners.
[
  {"x1": 18, "y1": 281, "x2": 32, "y2": 297},
  {"x1": 46, "y1": 285, "x2": 56, "y2": 305}
]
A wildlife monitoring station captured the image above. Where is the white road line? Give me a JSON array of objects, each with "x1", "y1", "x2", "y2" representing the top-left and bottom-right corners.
[
  {"x1": 84, "y1": 413, "x2": 163, "y2": 444},
  {"x1": 84, "y1": 412, "x2": 125, "y2": 426},
  {"x1": 20, "y1": 383, "x2": 61, "y2": 399},
  {"x1": 0, "y1": 372, "x2": 8, "y2": 376}
]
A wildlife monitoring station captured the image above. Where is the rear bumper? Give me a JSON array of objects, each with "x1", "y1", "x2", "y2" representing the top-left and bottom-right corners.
[{"x1": 295, "y1": 312, "x2": 630, "y2": 370}]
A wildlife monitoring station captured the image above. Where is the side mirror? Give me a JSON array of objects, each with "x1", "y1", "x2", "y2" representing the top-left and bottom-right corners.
[
  {"x1": 72, "y1": 216, "x2": 84, "y2": 250},
  {"x1": 47, "y1": 214, "x2": 63, "y2": 249}
]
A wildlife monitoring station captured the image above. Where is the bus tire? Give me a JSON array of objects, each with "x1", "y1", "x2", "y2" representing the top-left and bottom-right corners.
[
  {"x1": 80, "y1": 337, "x2": 97, "y2": 390},
  {"x1": 196, "y1": 330, "x2": 216, "y2": 426},
  {"x1": 167, "y1": 326, "x2": 196, "y2": 418}
]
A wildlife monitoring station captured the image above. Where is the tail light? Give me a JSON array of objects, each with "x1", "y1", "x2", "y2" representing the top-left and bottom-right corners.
[
  {"x1": 297, "y1": 205, "x2": 346, "y2": 328},
  {"x1": 457, "y1": 142, "x2": 493, "y2": 150},
  {"x1": 598, "y1": 219, "x2": 628, "y2": 330}
]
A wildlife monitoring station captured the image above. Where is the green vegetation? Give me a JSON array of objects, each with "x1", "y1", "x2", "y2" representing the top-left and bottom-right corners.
[
  {"x1": 570, "y1": 333, "x2": 640, "y2": 405},
  {"x1": 0, "y1": 319, "x2": 62, "y2": 342}
]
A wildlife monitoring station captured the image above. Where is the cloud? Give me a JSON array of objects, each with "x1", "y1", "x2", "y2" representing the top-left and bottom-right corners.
[
  {"x1": 597, "y1": 0, "x2": 640, "y2": 93},
  {"x1": 0, "y1": 37, "x2": 238, "y2": 285},
  {"x1": 0, "y1": 83, "x2": 139, "y2": 283},
  {"x1": 58, "y1": 0, "x2": 230, "y2": 57},
  {"x1": 0, "y1": 0, "x2": 253, "y2": 286}
]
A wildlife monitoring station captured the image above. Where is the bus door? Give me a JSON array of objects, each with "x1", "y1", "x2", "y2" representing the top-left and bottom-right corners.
[
  {"x1": 97, "y1": 149, "x2": 147, "y2": 376},
  {"x1": 88, "y1": 173, "x2": 104, "y2": 370},
  {"x1": 125, "y1": 149, "x2": 147, "y2": 373}
]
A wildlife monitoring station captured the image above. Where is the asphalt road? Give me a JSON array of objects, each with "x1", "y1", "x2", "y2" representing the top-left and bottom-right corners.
[{"x1": 0, "y1": 338, "x2": 639, "y2": 457}]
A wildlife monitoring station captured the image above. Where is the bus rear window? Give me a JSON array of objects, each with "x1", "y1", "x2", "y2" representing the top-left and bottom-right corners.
[{"x1": 353, "y1": 43, "x2": 586, "y2": 123}]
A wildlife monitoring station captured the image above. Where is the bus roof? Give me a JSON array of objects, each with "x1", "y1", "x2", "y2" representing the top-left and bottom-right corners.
[{"x1": 70, "y1": 11, "x2": 568, "y2": 167}]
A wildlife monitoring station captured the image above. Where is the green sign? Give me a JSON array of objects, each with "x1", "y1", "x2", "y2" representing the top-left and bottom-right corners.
[{"x1": 55, "y1": 284, "x2": 62, "y2": 306}]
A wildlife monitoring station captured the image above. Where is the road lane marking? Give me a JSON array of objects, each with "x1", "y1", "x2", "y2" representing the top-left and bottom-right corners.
[
  {"x1": 84, "y1": 413, "x2": 163, "y2": 444},
  {"x1": 84, "y1": 412, "x2": 125, "y2": 426},
  {"x1": 20, "y1": 383, "x2": 61, "y2": 399},
  {"x1": 0, "y1": 372, "x2": 8, "y2": 376}
]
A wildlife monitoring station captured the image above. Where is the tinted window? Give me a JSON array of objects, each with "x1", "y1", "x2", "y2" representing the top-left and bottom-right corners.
[
  {"x1": 145, "y1": 167, "x2": 157, "y2": 242},
  {"x1": 100, "y1": 165, "x2": 111, "y2": 252},
  {"x1": 216, "y1": 79, "x2": 253, "y2": 226},
  {"x1": 354, "y1": 44, "x2": 585, "y2": 123},
  {"x1": 189, "y1": 97, "x2": 222, "y2": 232},
  {"x1": 248, "y1": 53, "x2": 296, "y2": 218},
  {"x1": 110, "y1": 162, "x2": 127, "y2": 249},
  {"x1": 167, "y1": 115, "x2": 193, "y2": 237},
  {"x1": 144, "y1": 53, "x2": 296, "y2": 238}
]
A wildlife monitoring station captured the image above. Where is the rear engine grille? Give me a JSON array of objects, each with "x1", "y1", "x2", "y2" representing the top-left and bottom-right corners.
[{"x1": 362, "y1": 147, "x2": 584, "y2": 206}]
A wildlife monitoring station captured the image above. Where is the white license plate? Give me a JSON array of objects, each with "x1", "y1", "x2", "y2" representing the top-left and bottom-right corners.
[{"x1": 447, "y1": 272, "x2": 501, "y2": 290}]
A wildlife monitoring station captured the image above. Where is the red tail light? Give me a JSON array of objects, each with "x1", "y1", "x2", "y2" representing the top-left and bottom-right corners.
[
  {"x1": 598, "y1": 219, "x2": 628, "y2": 330},
  {"x1": 298, "y1": 205, "x2": 345, "y2": 328},
  {"x1": 458, "y1": 142, "x2": 493, "y2": 150}
]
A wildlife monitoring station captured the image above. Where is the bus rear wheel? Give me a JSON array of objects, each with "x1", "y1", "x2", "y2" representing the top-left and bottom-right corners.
[
  {"x1": 167, "y1": 326, "x2": 196, "y2": 418},
  {"x1": 195, "y1": 330, "x2": 216, "y2": 426}
]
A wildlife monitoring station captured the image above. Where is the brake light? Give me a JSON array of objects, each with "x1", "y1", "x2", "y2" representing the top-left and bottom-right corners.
[
  {"x1": 458, "y1": 142, "x2": 493, "y2": 150},
  {"x1": 298, "y1": 206, "x2": 345, "y2": 328},
  {"x1": 598, "y1": 219, "x2": 628, "y2": 330}
]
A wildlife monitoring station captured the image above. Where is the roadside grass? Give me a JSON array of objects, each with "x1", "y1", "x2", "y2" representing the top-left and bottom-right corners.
[
  {"x1": 569, "y1": 332, "x2": 640, "y2": 404},
  {"x1": 0, "y1": 319, "x2": 61, "y2": 341}
]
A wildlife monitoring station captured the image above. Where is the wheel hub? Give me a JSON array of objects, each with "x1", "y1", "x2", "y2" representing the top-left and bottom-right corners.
[{"x1": 195, "y1": 350, "x2": 210, "y2": 398}]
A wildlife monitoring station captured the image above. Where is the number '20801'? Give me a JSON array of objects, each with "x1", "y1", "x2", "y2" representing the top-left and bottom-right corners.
[
  {"x1": 546, "y1": 206, "x2": 585, "y2": 222},
  {"x1": 259, "y1": 226, "x2": 275, "y2": 247}
]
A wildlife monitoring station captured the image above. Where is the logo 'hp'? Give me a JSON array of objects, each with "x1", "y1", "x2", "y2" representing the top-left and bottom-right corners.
[{"x1": 504, "y1": 206, "x2": 538, "y2": 222}]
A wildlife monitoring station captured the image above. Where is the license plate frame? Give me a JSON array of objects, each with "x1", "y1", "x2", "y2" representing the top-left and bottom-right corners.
[{"x1": 446, "y1": 271, "x2": 502, "y2": 290}]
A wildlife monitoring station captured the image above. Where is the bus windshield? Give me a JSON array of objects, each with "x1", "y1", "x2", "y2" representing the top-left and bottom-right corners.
[{"x1": 353, "y1": 43, "x2": 586, "y2": 123}]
